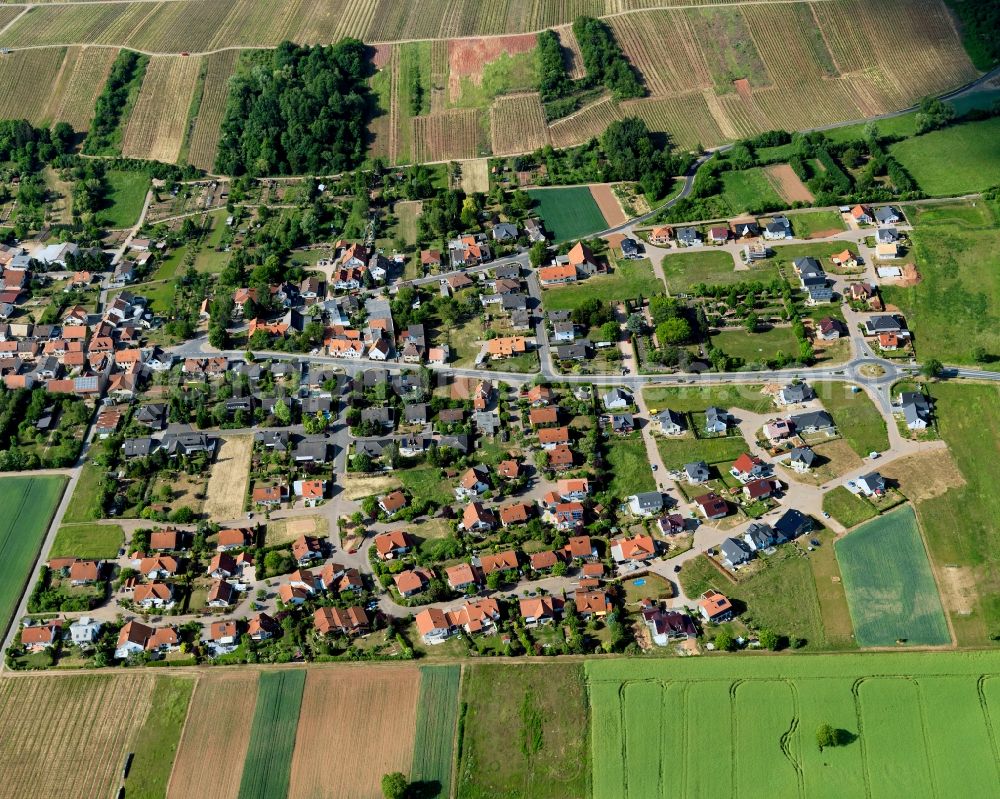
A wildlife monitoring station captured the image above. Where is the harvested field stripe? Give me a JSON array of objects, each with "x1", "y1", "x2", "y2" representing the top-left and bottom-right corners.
[
  {"x1": 203, "y1": 434, "x2": 253, "y2": 521},
  {"x1": 590, "y1": 681, "x2": 625, "y2": 799},
  {"x1": 412, "y1": 665, "x2": 462, "y2": 798},
  {"x1": 124, "y1": 676, "x2": 196, "y2": 799},
  {"x1": 238, "y1": 670, "x2": 306, "y2": 799},
  {"x1": 623, "y1": 681, "x2": 662, "y2": 799},
  {"x1": 121, "y1": 54, "x2": 202, "y2": 163}
]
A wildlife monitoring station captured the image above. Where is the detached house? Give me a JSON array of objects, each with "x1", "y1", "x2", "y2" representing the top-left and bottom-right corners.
[{"x1": 461, "y1": 501, "x2": 497, "y2": 533}]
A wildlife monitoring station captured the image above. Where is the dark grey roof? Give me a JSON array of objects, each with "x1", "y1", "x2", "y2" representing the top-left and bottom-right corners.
[
  {"x1": 632, "y1": 491, "x2": 663, "y2": 510},
  {"x1": 294, "y1": 438, "x2": 330, "y2": 462},
  {"x1": 437, "y1": 434, "x2": 470, "y2": 453},
  {"x1": 790, "y1": 410, "x2": 834, "y2": 431},
  {"x1": 404, "y1": 403, "x2": 429, "y2": 423},
  {"x1": 774, "y1": 509, "x2": 813, "y2": 541},
  {"x1": 123, "y1": 438, "x2": 156, "y2": 458},
  {"x1": 789, "y1": 447, "x2": 815, "y2": 466},
  {"x1": 361, "y1": 406, "x2": 394, "y2": 425},
  {"x1": 721, "y1": 537, "x2": 752, "y2": 565}
]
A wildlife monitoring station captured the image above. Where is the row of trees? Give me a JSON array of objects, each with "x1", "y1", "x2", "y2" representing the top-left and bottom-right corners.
[{"x1": 572, "y1": 17, "x2": 644, "y2": 100}]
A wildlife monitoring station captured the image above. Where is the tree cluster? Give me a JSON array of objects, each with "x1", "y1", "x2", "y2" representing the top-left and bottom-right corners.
[
  {"x1": 216, "y1": 40, "x2": 372, "y2": 176},
  {"x1": 537, "y1": 30, "x2": 573, "y2": 101},
  {"x1": 572, "y1": 17, "x2": 644, "y2": 100},
  {"x1": 85, "y1": 51, "x2": 149, "y2": 155}
]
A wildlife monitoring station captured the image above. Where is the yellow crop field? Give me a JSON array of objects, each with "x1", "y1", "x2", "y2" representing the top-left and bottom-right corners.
[
  {"x1": 45, "y1": 46, "x2": 120, "y2": 133},
  {"x1": 490, "y1": 93, "x2": 550, "y2": 155},
  {"x1": 122, "y1": 55, "x2": 202, "y2": 164},
  {"x1": 187, "y1": 49, "x2": 238, "y2": 172},
  {"x1": 0, "y1": 48, "x2": 68, "y2": 124},
  {"x1": 0, "y1": 673, "x2": 154, "y2": 799},
  {"x1": 548, "y1": 95, "x2": 622, "y2": 148}
]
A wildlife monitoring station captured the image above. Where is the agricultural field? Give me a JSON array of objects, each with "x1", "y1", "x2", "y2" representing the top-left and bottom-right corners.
[
  {"x1": 187, "y1": 49, "x2": 240, "y2": 172},
  {"x1": 0, "y1": 48, "x2": 68, "y2": 125},
  {"x1": 606, "y1": 436, "x2": 656, "y2": 498},
  {"x1": 45, "y1": 46, "x2": 121, "y2": 133},
  {"x1": 543, "y1": 259, "x2": 662, "y2": 310},
  {"x1": 709, "y1": 325, "x2": 800, "y2": 363},
  {"x1": 490, "y1": 93, "x2": 549, "y2": 156},
  {"x1": 238, "y1": 670, "x2": 305, "y2": 799},
  {"x1": 881, "y1": 200, "x2": 1000, "y2": 365},
  {"x1": 49, "y1": 523, "x2": 124, "y2": 560},
  {"x1": 0, "y1": 476, "x2": 67, "y2": 638},
  {"x1": 0, "y1": 673, "x2": 156, "y2": 799},
  {"x1": 822, "y1": 486, "x2": 877, "y2": 529},
  {"x1": 410, "y1": 666, "x2": 462, "y2": 799},
  {"x1": 457, "y1": 662, "x2": 590, "y2": 799},
  {"x1": 168, "y1": 673, "x2": 259, "y2": 799},
  {"x1": 547, "y1": 96, "x2": 622, "y2": 149},
  {"x1": 288, "y1": 666, "x2": 420, "y2": 799},
  {"x1": 101, "y1": 170, "x2": 150, "y2": 229},
  {"x1": 836, "y1": 505, "x2": 950, "y2": 647},
  {"x1": 411, "y1": 109, "x2": 484, "y2": 162},
  {"x1": 588, "y1": 651, "x2": 1000, "y2": 799},
  {"x1": 620, "y1": 93, "x2": 725, "y2": 152},
  {"x1": 123, "y1": 676, "x2": 195, "y2": 799},
  {"x1": 660, "y1": 249, "x2": 777, "y2": 293},
  {"x1": 203, "y1": 435, "x2": 253, "y2": 521},
  {"x1": 890, "y1": 118, "x2": 1000, "y2": 197},
  {"x1": 764, "y1": 163, "x2": 813, "y2": 203},
  {"x1": 447, "y1": 35, "x2": 537, "y2": 108},
  {"x1": 913, "y1": 383, "x2": 1000, "y2": 646},
  {"x1": 527, "y1": 186, "x2": 608, "y2": 243},
  {"x1": 817, "y1": 381, "x2": 890, "y2": 457},
  {"x1": 122, "y1": 55, "x2": 203, "y2": 164}
]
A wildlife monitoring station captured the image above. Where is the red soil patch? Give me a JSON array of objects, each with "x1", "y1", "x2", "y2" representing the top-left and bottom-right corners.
[
  {"x1": 448, "y1": 34, "x2": 536, "y2": 98},
  {"x1": 806, "y1": 228, "x2": 844, "y2": 240},
  {"x1": 591, "y1": 184, "x2": 627, "y2": 228},
  {"x1": 733, "y1": 78, "x2": 752, "y2": 101},
  {"x1": 372, "y1": 43, "x2": 392, "y2": 69}
]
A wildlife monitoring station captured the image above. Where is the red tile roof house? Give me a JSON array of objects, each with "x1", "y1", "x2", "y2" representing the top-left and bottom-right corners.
[
  {"x1": 373, "y1": 530, "x2": 414, "y2": 560},
  {"x1": 529, "y1": 550, "x2": 562, "y2": 572},
  {"x1": 526, "y1": 384, "x2": 554, "y2": 406},
  {"x1": 114, "y1": 621, "x2": 177, "y2": 660},
  {"x1": 149, "y1": 529, "x2": 187, "y2": 551},
  {"x1": 547, "y1": 444, "x2": 575, "y2": 472},
  {"x1": 461, "y1": 501, "x2": 497, "y2": 533},
  {"x1": 557, "y1": 478, "x2": 590, "y2": 501},
  {"x1": 743, "y1": 478, "x2": 779, "y2": 501},
  {"x1": 314, "y1": 606, "x2": 370, "y2": 637},
  {"x1": 446, "y1": 563, "x2": 481, "y2": 591},
  {"x1": 456, "y1": 465, "x2": 491, "y2": 500},
  {"x1": 611, "y1": 534, "x2": 657, "y2": 564},
  {"x1": 209, "y1": 553, "x2": 238, "y2": 580},
  {"x1": 456, "y1": 598, "x2": 501, "y2": 636},
  {"x1": 207, "y1": 579, "x2": 238, "y2": 608},
  {"x1": 478, "y1": 549, "x2": 519, "y2": 576},
  {"x1": 292, "y1": 535, "x2": 323, "y2": 565},
  {"x1": 564, "y1": 535, "x2": 597, "y2": 561},
  {"x1": 694, "y1": 492, "x2": 730, "y2": 520},
  {"x1": 69, "y1": 560, "x2": 101, "y2": 585},
  {"x1": 204, "y1": 620, "x2": 240, "y2": 654},
  {"x1": 699, "y1": 590, "x2": 734, "y2": 622},
  {"x1": 252, "y1": 484, "x2": 286, "y2": 507},
  {"x1": 520, "y1": 595, "x2": 564, "y2": 626},
  {"x1": 132, "y1": 582, "x2": 175, "y2": 609},
  {"x1": 20, "y1": 620, "x2": 61, "y2": 652},
  {"x1": 529, "y1": 406, "x2": 559, "y2": 428},
  {"x1": 538, "y1": 425, "x2": 570, "y2": 450},
  {"x1": 378, "y1": 490, "x2": 408, "y2": 517},
  {"x1": 217, "y1": 527, "x2": 253, "y2": 551},
  {"x1": 499, "y1": 501, "x2": 532, "y2": 527},
  {"x1": 574, "y1": 589, "x2": 612, "y2": 619},
  {"x1": 394, "y1": 567, "x2": 435, "y2": 597},
  {"x1": 730, "y1": 453, "x2": 767, "y2": 482},
  {"x1": 554, "y1": 501, "x2": 585, "y2": 530},
  {"x1": 135, "y1": 556, "x2": 179, "y2": 580},
  {"x1": 248, "y1": 612, "x2": 279, "y2": 641},
  {"x1": 415, "y1": 607, "x2": 458, "y2": 644},
  {"x1": 498, "y1": 459, "x2": 521, "y2": 479}
]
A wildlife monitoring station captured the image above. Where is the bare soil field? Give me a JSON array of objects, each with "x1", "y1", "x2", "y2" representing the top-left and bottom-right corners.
[
  {"x1": 0, "y1": 673, "x2": 154, "y2": 799},
  {"x1": 590, "y1": 184, "x2": 627, "y2": 227},
  {"x1": 267, "y1": 515, "x2": 330, "y2": 546},
  {"x1": 765, "y1": 163, "x2": 814, "y2": 203},
  {"x1": 341, "y1": 473, "x2": 402, "y2": 501},
  {"x1": 287, "y1": 666, "x2": 420, "y2": 799},
  {"x1": 460, "y1": 158, "x2": 490, "y2": 194},
  {"x1": 879, "y1": 450, "x2": 964, "y2": 502},
  {"x1": 167, "y1": 672, "x2": 258, "y2": 799},
  {"x1": 203, "y1": 435, "x2": 253, "y2": 521}
]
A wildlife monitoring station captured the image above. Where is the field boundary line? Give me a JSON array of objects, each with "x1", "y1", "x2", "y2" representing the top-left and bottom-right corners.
[
  {"x1": 0, "y1": 5, "x2": 29, "y2": 37},
  {"x1": 976, "y1": 676, "x2": 1000, "y2": 778},
  {"x1": 448, "y1": 663, "x2": 464, "y2": 799},
  {"x1": 910, "y1": 503, "x2": 959, "y2": 648},
  {"x1": 163, "y1": 673, "x2": 201, "y2": 799},
  {"x1": 913, "y1": 679, "x2": 942, "y2": 797},
  {"x1": 850, "y1": 677, "x2": 874, "y2": 799}
]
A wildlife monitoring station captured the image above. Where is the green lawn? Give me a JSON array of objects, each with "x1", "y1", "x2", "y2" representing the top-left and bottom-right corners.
[
  {"x1": 822, "y1": 486, "x2": 877, "y2": 529},
  {"x1": 709, "y1": 326, "x2": 800, "y2": 363},
  {"x1": 61, "y1": 461, "x2": 104, "y2": 524},
  {"x1": 661, "y1": 250, "x2": 780, "y2": 293},
  {"x1": 823, "y1": 111, "x2": 919, "y2": 144},
  {"x1": 527, "y1": 187, "x2": 608, "y2": 243},
  {"x1": 720, "y1": 167, "x2": 784, "y2": 213},
  {"x1": 643, "y1": 384, "x2": 773, "y2": 414},
  {"x1": 398, "y1": 466, "x2": 454, "y2": 506},
  {"x1": 457, "y1": 662, "x2": 590, "y2": 799},
  {"x1": 818, "y1": 382, "x2": 889, "y2": 456},
  {"x1": 101, "y1": 170, "x2": 149, "y2": 229},
  {"x1": 835, "y1": 505, "x2": 950, "y2": 647},
  {"x1": 124, "y1": 676, "x2": 195, "y2": 799},
  {"x1": 606, "y1": 436, "x2": 656, "y2": 498},
  {"x1": 411, "y1": 666, "x2": 462, "y2": 799},
  {"x1": 916, "y1": 383, "x2": 1000, "y2": 645},
  {"x1": 655, "y1": 433, "x2": 748, "y2": 470},
  {"x1": 890, "y1": 117, "x2": 1000, "y2": 195},
  {"x1": 881, "y1": 200, "x2": 1000, "y2": 364},
  {"x1": 0, "y1": 476, "x2": 67, "y2": 638},
  {"x1": 788, "y1": 209, "x2": 847, "y2": 238},
  {"x1": 238, "y1": 670, "x2": 306, "y2": 799},
  {"x1": 542, "y1": 258, "x2": 663, "y2": 310},
  {"x1": 769, "y1": 240, "x2": 853, "y2": 272},
  {"x1": 49, "y1": 523, "x2": 124, "y2": 560}
]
